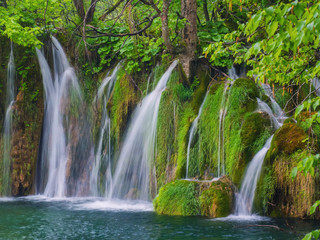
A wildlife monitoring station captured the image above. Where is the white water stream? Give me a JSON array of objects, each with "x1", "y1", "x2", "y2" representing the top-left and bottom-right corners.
[
  {"x1": 107, "y1": 60, "x2": 178, "y2": 200},
  {"x1": 2, "y1": 43, "x2": 15, "y2": 196}
]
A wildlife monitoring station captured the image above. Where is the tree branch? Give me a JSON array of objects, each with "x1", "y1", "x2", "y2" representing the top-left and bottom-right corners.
[
  {"x1": 100, "y1": 0, "x2": 125, "y2": 21},
  {"x1": 85, "y1": 14, "x2": 159, "y2": 38}
]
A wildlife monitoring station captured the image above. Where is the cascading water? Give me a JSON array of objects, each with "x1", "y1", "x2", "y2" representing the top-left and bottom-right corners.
[
  {"x1": 186, "y1": 92, "x2": 209, "y2": 179},
  {"x1": 2, "y1": 43, "x2": 15, "y2": 196},
  {"x1": 36, "y1": 37, "x2": 83, "y2": 197},
  {"x1": 217, "y1": 67, "x2": 238, "y2": 176},
  {"x1": 261, "y1": 84, "x2": 286, "y2": 121},
  {"x1": 235, "y1": 136, "x2": 274, "y2": 216},
  {"x1": 235, "y1": 90, "x2": 285, "y2": 216},
  {"x1": 90, "y1": 64, "x2": 120, "y2": 196},
  {"x1": 107, "y1": 60, "x2": 178, "y2": 200},
  {"x1": 312, "y1": 77, "x2": 320, "y2": 96}
]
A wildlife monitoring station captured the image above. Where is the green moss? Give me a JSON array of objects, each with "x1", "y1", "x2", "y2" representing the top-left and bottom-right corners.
[
  {"x1": 110, "y1": 69, "x2": 138, "y2": 147},
  {"x1": 153, "y1": 180, "x2": 200, "y2": 216},
  {"x1": 176, "y1": 105, "x2": 195, "y2": 178},
  {"x1": 199, "y1": 176, "x2": 234, "y2": 217},
  {"x1": 229, "y1": 112, "x2": 272, "y2": 186},
  {"x1": 154, "y1": 177, "x2": 235, "y2": 218},
  {"x1": 256, "y1": 150, "x2": 320, "y2": 218},
  {"x1": 197, "y1": 83, "x2": 224, "y2": 177},
  {"x1": 265, "y1": 123, "x2": 308, "y2": 164},
  {"x1": 224, "y1": 78, "x2": 259, "y2": 183},
  {"x1": 155, "y1": 69, "x2": 180, "y2": 189}
]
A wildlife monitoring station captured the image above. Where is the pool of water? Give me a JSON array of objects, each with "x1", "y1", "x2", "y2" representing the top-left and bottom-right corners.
[{"x1": 0, "y1": 196, "x2": 318, "y2": 239}]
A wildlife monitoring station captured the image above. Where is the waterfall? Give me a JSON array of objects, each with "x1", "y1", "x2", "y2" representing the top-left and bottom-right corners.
[
  {"x1": 312, "y1": 77, "x2": 320, "y2": 96},
  {"x1": 36, "y1": 37, "x2": 83, "y2": 197},
  {"x1": 235, "y1": 136, "x2": 273, "y2": 216},
  {"x1": 107, "y1": 60, "x2": 178, "y2": 200},
  {"x1": 186, "y1": 92, "x2": 209, "y2": 179},
  {"x1": 90, "y1": 64, "x2": 120, "y2": 196},
  {"x1": 261, "y1": 84, "x2": 285, "y2": 120},
  {"x1": 2, "y1": 43, "x2": 15, "y2": 196},
  {"x1": 217, "y1": 67, "x2": 238, "y2": 177},
  {"x1": 235, "y1": 90, "x2": 285, "y2": 216}
]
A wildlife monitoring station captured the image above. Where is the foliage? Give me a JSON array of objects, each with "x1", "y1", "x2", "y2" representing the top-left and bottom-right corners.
[{"x1": 0, "y1": 0, "x2": 74, "y2": 48}]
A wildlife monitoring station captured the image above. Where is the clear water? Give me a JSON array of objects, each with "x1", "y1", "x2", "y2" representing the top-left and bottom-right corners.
[{"x1": 0, "y1": 197, "x2": 317, "y2": 239}]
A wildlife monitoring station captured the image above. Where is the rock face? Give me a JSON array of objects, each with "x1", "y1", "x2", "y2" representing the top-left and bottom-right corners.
[
  {"x1": 153, "y1": 176, "x2": 235, "y2": 218},
  {"x1": 256, "y1": 122, "x2": 320, "y2": 219},
  {"x1": 10, "y1": 71, "x2": 44, "y2": 196}
]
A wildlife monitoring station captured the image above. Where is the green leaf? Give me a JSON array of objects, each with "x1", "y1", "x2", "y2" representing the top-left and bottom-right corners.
[
  {"x1": 265, "y1": 6, "x2": 275, "y2": 15},
  {"x1": 291, "y1": 167, "x2": 298, "y2": 179},
  {"x1": 303, "y1": 232, "x2": 312, "y2": 240},
  {"x1": 310, "y1": 200, "x2": 320, "y2": 215},
  {"x1": 295, "y1": 104, "x2": 305, "y2": 117},
  {"x1": 312, "y1": 230, "x2": 320, "y2": 240},
  {"x1": 294, "y1": 3, "x2": 305, "y2": 18},
  {"x1": 267, "y1": 21, "x2": 278, "y2": 38}
]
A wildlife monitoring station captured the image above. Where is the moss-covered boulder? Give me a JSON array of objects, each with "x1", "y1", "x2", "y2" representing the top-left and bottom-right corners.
[
  {"x1": 255, "y1": 122, "x2": 320, "y2": 218},
  {"x1": 256, "y1": 151, "x2": 320, "y2": 219},
  {"x1": 153, "y1": 176, "x2": 235, "y2": 218},
  {"x1": 199, "y1": 176, "x2": 235, "y2": 218},
  {"x1": 266, "y1": 123, "x2": 308, "y2": 163},
  {"x1": 230, "y1": 112, "x2": 272, "y2": 186},
  {"x1": 153, "y1": 180, "x2": 200, "y2": 216}
]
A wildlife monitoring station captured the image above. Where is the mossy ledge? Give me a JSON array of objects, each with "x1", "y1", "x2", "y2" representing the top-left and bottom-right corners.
[{"x1": 153, "y1": 176, "x2": 235, "y2": 218}]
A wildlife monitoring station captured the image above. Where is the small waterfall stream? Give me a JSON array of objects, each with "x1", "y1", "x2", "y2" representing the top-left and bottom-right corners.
[
  {"x1": 107, "y1": 60, "x2": 178, "y2": 200},
  {"x1": 217, "y1": 67, "x2": 238, "y2": 176},
  {"x1": 186, "y1": 92, "x2": 209, "y2": 179},
  {"x1": 36, "y1": 37, "x2": 83, "y2": 197},
  {"x1": 2, "y1": 43, "x2": 15, "y2": 196},
  {"x1": 90, "y1": 64, "x2": 120, "y2": 196},
  {"x1": 235, "y1": 84, "x2": 284, "y2": 216}
]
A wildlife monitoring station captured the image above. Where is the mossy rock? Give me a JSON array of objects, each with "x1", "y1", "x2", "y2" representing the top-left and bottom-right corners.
[
  {"x1": 229, "y1": 78, "x2": 259, "y2": 115},
  {"x1": 256, "y1": 151, "x2": 320, "y2": 219},
  {"x1": 153, "y1": 180, "x2": 200, "y2": 216},
  {"x1": 230, "y1": 112, "x2": 272, "y2": 186},
  {"x1": 266, "y1": 123, "x2": 308, "y2": 163},
  {"x1": 153, "y1": 176, "x2": 235, "y2": 218},
  {"x1": 199, "y1": 176, "x2": 235, "y2": 218}
]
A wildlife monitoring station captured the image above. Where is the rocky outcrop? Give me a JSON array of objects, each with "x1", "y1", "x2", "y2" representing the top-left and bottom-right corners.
[{"x1": 153, "y1": 176, "x2": 235, "y2": 218}]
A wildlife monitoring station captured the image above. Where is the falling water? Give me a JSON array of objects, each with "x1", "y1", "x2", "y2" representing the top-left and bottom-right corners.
[
  {"x1": 235, "y1": 95, "x2": 284, "y2": 215},
  {"x1": 90, "y1": 64, "x2": 120, "y2": 196},
  {"x1": 261, "y1": 84, "x2": 285, "y2": 119},
  {"x1": 312, "y1": 78, "x2": 320, "y2": 96},
  {"x1": 36, "y1": 37, "x2": 83, "y2": 197},
  {"x1": 235, "y1": 136, "x2": 273, "y2": 216},
  {"x1": 107, "y1": 60, "x2": 178, "y2": 200},
  {"x1": 217, "y1": 67, "x2": 238, "y2": 177},
  {"x1": 2, "y1": 43, "x2": 15, "y2": 196},
  {"x1": 186, "y1": 92, "x2": 209, "y2": 179}
]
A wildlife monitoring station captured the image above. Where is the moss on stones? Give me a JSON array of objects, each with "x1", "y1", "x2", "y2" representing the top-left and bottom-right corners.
[
  {"x1": 110, "y1": 69, "x2": 138, "y2": 147},
  {"x1": 265, "y1": 123, "x2": 308, "y2": 164},
  {"x1": 199, "y1": 176, "x2": 235, "y2": 218},
  {"x1": 153, "y1": 180, "x2": 200, "y2": 216},
  {"x1": 154, "y1": 176, "x2": 235, "y2": 218},
  {"x1": 256, "y1": 150, "x2": 320, "y2": 218}
]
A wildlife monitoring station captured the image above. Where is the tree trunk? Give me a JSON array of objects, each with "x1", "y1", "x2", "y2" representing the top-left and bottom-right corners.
[
  {"x1": 73, "y1": 0, "x2": 85, "y2": 20},
  {"x1": 73, "y1": 0, "x2": 96, "y2": 23},
  {"x1": 203, "y1": 0, "x2": 210, "y2": 22},
  {"x1": 181, "y1": 0, "x2": 197, "y2": 78},
  {"x1": 161, "y1": 0, "x2": 173, "y2": 53},
  {"x1": 86, "y1": 0, "x2": 97, "y2": 23}
]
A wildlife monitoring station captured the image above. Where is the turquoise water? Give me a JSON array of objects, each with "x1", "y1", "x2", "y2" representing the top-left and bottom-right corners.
[{"x1": 0, "y1": 196, "x2": 318, "y2": 239}]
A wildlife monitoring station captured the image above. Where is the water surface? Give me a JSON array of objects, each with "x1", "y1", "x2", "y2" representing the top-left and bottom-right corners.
[{"x1": 0, "y1": 197, "x2": 317, "y2": 239}]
